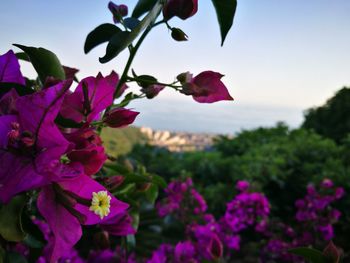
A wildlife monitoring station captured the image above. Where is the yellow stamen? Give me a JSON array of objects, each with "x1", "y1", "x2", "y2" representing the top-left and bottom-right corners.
[{"x1": 89, "y1": 191, "x2": 111, "y2": 219}]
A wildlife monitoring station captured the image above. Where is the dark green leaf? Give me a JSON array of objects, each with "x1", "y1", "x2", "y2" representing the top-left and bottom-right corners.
[
  {"x1": 0, "y1": 195, "x2": 27, "y2": 242},
  {"x1": 124, "y1": 17, "x2": 141, "y2": 30},
  {"x1": 55, "y1": 114, "x2": 83, "y2": 129},
  {"x1": 211, "y1": 0, "x2": 237, "y2": 46},
  {"x1": 99, "y1": 31, "x2": 131, "y2": 63},
  {"x1": 23, "y1": 235, "x2": 45, "y2": 249},
  {"x1": 0, "y1": 82, "x2": 34, "y2": 97},
  {"x1": 4, "y1": 252, "x2": 28, "y2": 263},
  {"x1": 132, "y1": 0, "x2": 158, "y2": 18},
  {"x1": 136, "y1": 75, "x2": 158, "y2": 87},
  {"x1": 100, "y1": 1, "x2": 163, "y2": 63},
  {"x1": 0, "y1": 246, "x2": 5, "y2": 263},
  {"x1": 124, "y1": 173, "x2": 150, "y2": 184},
  {"x1": 15, "y1": 52, "x2": 30, "y2": 62},
  {"x1": 84, "y1": 23, "x2": 122, "y2": 54},
  {"x1": 289, "y1": 247, "x2": 327, "y2": 263},
  {"x1": 13, "y1": 44, "x2": 66, "y2": 84}
]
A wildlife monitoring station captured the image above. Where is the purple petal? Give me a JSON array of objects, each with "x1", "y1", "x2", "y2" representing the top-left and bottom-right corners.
[
  {"x1": 0, "y1": 89, "x2": 19, "y2": 115},
  {"x1": 0, "y1": 114, "x2": 17, "y2": 148},
  {"x1": 0, "y1": 150, "x2": 49, "y2": 203},
  {"x1": 37, "y1": 186, "x2": 82, "y2": 263},
  {"x1": 0, "y1": 50, "x2": 25, "y2": 85},
  {"x1": 59, "y1": 174, "x2": 129, "y2": 225},
  {"x1": 60, "y1": 73, "x2": 115, "y2": 123},
  {"x1": 16, "y1": 81, "x2": 71, "y2": 158}
]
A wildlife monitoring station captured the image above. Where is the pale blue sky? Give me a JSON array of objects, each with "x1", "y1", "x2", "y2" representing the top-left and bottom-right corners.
[{"x1": 1, "y1": 1, "x2": 350, "y2": 132}]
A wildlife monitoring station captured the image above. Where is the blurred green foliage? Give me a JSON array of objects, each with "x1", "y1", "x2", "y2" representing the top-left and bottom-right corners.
[
  {"x1": 303, "y1": 87, "x2": 350, "y2": 143},
  {"x1": 126, "y1": 123, "x2": 350, "y2": 253},
  {"x1": 101, "y1": 126, "x2": 147, "y2": 156}
]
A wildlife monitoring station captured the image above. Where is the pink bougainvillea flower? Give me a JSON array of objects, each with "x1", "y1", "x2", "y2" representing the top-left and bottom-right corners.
[
  {"x1": 103, "y1": 108, "x2": 139, "y2": 128},
  {"x1": 141, "y1": 84, "x2": 165, "y2": 99},
  {"x1": 64, "y1": 128, "x2": 107, "y2": 176},
  {"x1": 180, "y1": 71, "x2": 233, "y2": 103},
  {"x1": 37, "y1": 173, "x2": 131, "y2": 262},
  {"x1": 163, "y1": 0, "x2": 198, "y2": 20},
  {"x1": 174, "y1": 241, "x2": 197, "y2": 263},
  {"x1": 60, "y1": 71, "x2": 123, "y2": 123},
  {"x1": 0, "y1": 81, "x2": 74, "y2": 203},
  {"x1": 0, "y1": 50, "x2": 25, "y2": 85},
  {"x1": 105, "y1": 70, "x2": 128, "y2": 98}
]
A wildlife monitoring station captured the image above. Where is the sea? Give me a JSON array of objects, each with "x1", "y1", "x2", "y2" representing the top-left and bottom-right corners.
[{"x1": 131, "y1": 98, "x2": 305, "y2": 135}]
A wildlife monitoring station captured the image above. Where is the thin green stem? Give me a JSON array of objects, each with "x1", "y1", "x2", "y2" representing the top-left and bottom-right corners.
[{"x1": 126, "y1": 76, "x2": 181, "y2": 90}]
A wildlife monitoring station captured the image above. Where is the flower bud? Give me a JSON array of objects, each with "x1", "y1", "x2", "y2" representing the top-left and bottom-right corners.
[
  {"x1": 103, "y1": 108, "x2": 139, "y2": 128},
  {"x1": 171, "y1": 28, "x2": 188, "y2": 41},
  {"x1": 137, "y1": 182, "x2": 152, "y2": 192},
  {"x1": 141, "y1": 84, "x2": 165, "y2": 99},
  {"x1": 104, "y1": 175, "x2": 125, "y2": 192},
  {"x1": 108, "y1": 2, "x2": 128, "y2": 23},
  {"x1": 323, "y1": 241, "x2": 341, "y2": 263},
  {"x1": 163, "y1": 0, "x2": 198, "y2": 20},
  {"x1": 208, "y1": 235, "x2": 223, "y2": 260},
  {"x1": 176, "y1": 72, "x2": 192, "y2": 84},
  {"x1": 93, "y1": 231, "x2": 110, "y2": 250}
]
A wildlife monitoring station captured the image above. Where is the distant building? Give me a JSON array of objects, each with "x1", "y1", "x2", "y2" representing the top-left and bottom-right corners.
[{"x1": 140, "y1": 127, "x2": 217, "y2": 152}]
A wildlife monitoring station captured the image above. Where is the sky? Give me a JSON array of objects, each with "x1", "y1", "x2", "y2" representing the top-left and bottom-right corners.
[{"x1": 1, "y1": 1, "x2": 350, "y2": 133}]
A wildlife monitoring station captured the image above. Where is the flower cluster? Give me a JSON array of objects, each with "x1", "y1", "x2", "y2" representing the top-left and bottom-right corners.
[
  {"x1": 295, "y1": 179, "x2": 344, "y2": 240},
  {"x1": 151, "y1": 180, "x2": 270, "y2": 262},
  {"x1": 0, "y1": 50, "x2": 137, "y2": 262},
  {"x1": 156, "y1": 178, "x2": 207, "y2": 221},
  {"x1": 261, "y1": 179, "x2": 344, "y2": 262}
]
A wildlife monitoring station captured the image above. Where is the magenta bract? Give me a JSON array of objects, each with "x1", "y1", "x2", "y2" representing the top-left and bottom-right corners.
[
  {"x1": 181, "y1": 71, "x2": 233, "y2": 103},
  {"x1": 37, "y1": 173, "x2": 130, "y2": 262},
  {"x1": 0, "y1": 50, "x2": 25, "y2": 86},
  {"x1": 0, "y1": 81, "x2": 72, "y2": 203},
  {"x1": 60, "y1": 72, "x2": 117, "y2": 123}
]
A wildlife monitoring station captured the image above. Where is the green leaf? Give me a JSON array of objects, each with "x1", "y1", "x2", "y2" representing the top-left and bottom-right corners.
[
  {"x1": 100, "y1": 0, "x2": 163, "y2": 63},
  {"x1": 211, "y1": 0, "x2": 237, "y2": 46},
  {"x1": 289, "y1": 247, "x2": 327, "y2": 263},
  {"x1": 123, "y1": 173, "x2": 150, "y2": 184},
  {"x1": 145, "y1": 184, "x2": 159, "y2": 204},
  {"x1": 135, "y1": 75, "x2": 158, "y2": 87},
  {"x1": 124, "y1": 18, "x2": 141, "y2": 30},
  {"x1": 15, "y1": 52, "x2": 30, "y2": 62},
  {"x1": 99, "y1": 31, "x2": 131, "y2": 63},
  {"x1": 13, "y1": 44, "x2": 66, "y2": 84},
  {"x1": 151, "y1": 174, "x2": 167, "y2": 188},
  {"x1": 84, "y1": 23, "x2": 122, "y2": 54},
  {"x1": 0, "y1": 195, "x2": 27, "y2": 242},
  {"x1": 132, "y1": 0, "x2": 158, "y2": 18}
]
